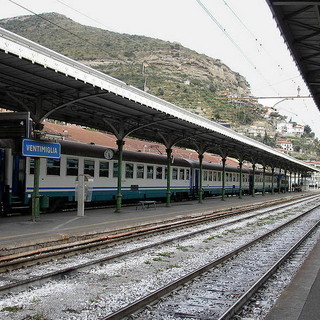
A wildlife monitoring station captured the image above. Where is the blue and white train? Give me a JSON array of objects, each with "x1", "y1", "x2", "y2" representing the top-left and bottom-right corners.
[{"x1": 0, "y1": 139, "x2": 288, "y2": 214}]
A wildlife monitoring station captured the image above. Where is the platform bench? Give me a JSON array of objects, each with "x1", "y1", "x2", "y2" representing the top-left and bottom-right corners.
[{"x1": 136, "y1": 200, "x2": 157, "y2": 210}]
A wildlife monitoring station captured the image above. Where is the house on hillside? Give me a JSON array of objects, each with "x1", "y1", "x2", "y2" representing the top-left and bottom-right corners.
[
  {"x1": 292, "y1": 124, "x2": 304, "y2": 137},
  {"x1": 244, "y1": 121, "x2": 275, "y2": 138},
  {"x1": 276, "y1": 121, "x2": 304, "y2": 137},
  {"x1": 276, "y1": 139, "x2": 293, "y2": 152}
]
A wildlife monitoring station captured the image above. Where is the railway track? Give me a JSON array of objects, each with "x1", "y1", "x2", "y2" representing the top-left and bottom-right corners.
[
  {"x1": 103, "y1": 201, "x2": 320, "y2": 320},
  {"x1": 1, "y1": 196, "x2": 316, "y2": 296},
  {"x1": 0, "y1": 196, "x2": 319, "y2": 319},
  {"x1": 0, "y1": 193, "x2": 317, "y2": 273}
]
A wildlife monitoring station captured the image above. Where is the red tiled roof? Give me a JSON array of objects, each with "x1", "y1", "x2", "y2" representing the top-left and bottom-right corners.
[{"x1": 43, "y1": 122, "x2": 241, "y2": 167}]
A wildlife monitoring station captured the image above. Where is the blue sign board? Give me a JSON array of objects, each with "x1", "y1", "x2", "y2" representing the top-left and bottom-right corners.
[{"x1": 22, "y1": 139, "x2": 61, "y2": 158}]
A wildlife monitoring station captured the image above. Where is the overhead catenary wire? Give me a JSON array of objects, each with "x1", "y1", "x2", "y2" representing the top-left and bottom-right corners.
[
  {"x1": 195, "y1": 0, "x2": 280, "y2": 97},
  {"x1": 8, "y1": 0, "x2": 134, "y2": 60},
  {"x1": 222, "y1": 0, "x2": 300, "y2": 89}
]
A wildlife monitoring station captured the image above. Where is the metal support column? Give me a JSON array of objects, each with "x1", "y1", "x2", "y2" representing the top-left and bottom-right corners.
[
  {"x1": 221, "y1": 157, "x2": 226, "y2": 201},
  {"x1": 166, "y1": 148, "x2": 172, "y2": 207},
  {"x1": 262, "y1": 166, "x2": 266, "y2": 196},
  {"x1": 289, "y1": 171, "x2": 292, "y2": 192},
  {"x1": 284, "y1": 170, "x2": 287, "y2": 193},
  {"x1": 238, "y1": 161, "x2": 243, "y2": 199},
  {"x1": 252, "y1": 163, "x2": 256, "y2": 197},
  {"x1": 115, "y1": 139, "x2": 125, "y2": 213},
  {"x1": 198, "y1": 154, "x2": 203, "y2": 203},
  {"x1": 31, "y1": 123, "x2": 43, "y2": 221},
  {"x1": 278, "y1": 168, "x2": 282, "y2": 194},
  {"x1": 271, "y1": 167, "x2": 275, "y2": 195},
  {"x1": 32, "y1": 157, "x2": 40, "y2": 222}
]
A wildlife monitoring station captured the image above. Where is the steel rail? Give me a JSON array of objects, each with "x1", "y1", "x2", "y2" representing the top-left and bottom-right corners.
[
  {"x1": 100, "y1": 202, "x2": 320, "y2": 320},
  {"x1": 219, "y1": 220, "x2": 320, "y2": 319},
  {"x1": 0, "y1": 195, "x2": 318, "y2": 298},
  {"x1": 1, "y1": 194, "x2": 315, "y2": 272}
]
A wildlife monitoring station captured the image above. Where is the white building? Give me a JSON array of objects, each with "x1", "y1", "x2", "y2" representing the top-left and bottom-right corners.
[
  {"x1": 276, "y1": 140, "x2": 294, "y2": 152},
  {"x1": 245, "y1": 121, "x2": 275, "y2": 138},
  {"x1": 276, "y1": 121, "x2": 304, "y2": 137}
]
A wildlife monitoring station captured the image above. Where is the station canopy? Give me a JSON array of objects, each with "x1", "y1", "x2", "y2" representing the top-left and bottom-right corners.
[
  {"x1": 0, "y1": 26, "x2": 316, "y2": 173},
  {"x1": 267, "y1": 1, "x2": 320, "y2": 111}
]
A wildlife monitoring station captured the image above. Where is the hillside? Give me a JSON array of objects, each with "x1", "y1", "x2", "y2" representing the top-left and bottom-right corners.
[
  {"x1": 0, "y1": 13, "x2": 264, "y2": 124},
  {"x1": 2, "y1": 13, "x2": 319, "y2": 160}
]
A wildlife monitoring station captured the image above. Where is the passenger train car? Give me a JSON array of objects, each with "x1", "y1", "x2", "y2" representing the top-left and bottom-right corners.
[{"x1": 0, "y1": 139, "x2": 288, "y2": 214}]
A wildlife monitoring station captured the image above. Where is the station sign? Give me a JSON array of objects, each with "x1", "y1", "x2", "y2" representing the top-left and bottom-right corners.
[{"x1": 22, "y1": 139, "x2": 61, "y2": 158}]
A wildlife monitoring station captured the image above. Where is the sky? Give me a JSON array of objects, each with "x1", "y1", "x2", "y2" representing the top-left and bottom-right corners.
[{"x1": 1, "y1": 0, "x2": 320, "y2": 137}]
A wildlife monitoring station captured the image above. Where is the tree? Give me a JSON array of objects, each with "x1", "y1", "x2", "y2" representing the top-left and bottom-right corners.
[{"x1": 304, "y1": 125, "x2": 312, "y2": 134}]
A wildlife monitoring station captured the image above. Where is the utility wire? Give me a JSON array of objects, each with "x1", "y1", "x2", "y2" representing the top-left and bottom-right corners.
[
  {"x1": 195, "y1": 0, "x2": 280, "y2": 96},
  {"x1": 56, "y1": 0, "x2": 114, "y2": 33},
  {"x1": 222, "y1": 0, "x2": 260, "y2": 46},
  {"x1": 8, "y1": 0, "x2": 126, "y2": 58},
  {"x1": 55, "y1": 0, "x2": 134, "y2": 42},
  {"x1": 222, "y1": 0, "x2": 299, "y2": 89}
]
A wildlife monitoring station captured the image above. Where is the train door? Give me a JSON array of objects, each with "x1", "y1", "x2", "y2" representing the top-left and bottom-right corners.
[
  {"x1": 11, "y1": 155, "x2": 26, "y2": 201},
  {"x1": 249, "y1": 174, "x2": 254, "y2": 195},
  {"x1": 0, "y1": 149, "x2": 4, "y2": 205},
  {"x1": 194, "y1": 169, "x2": 199, "y2": 194}
]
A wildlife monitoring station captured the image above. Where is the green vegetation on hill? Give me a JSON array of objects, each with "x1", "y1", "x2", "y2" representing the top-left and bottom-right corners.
[
  {"x1": 1, "y1": 13, "x2": 318, "y2": 160},
  {"x1": 0, "y1": 12, "x2": 264, "y2": 124}
]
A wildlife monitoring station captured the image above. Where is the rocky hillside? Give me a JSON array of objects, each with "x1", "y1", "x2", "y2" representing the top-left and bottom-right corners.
[{"x1": 0, "y1": 13, "x2": 264, "y2": 124}]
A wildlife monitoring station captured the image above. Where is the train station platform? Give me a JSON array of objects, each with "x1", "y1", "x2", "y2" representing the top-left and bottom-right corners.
[{"x1": 0, "y1": 191, "x2": 317, "y2": 251}]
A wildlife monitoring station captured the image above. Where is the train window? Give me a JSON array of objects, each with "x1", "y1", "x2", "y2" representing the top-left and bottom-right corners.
[
  {"x1": 179, "y1": 168, "x2": 185, "y2": 180},
  {"x1": 147, "y1": 166, "x2": 154, "y2": 179},
  {"x1": 226, "y1": 173, "x2": 229, "y2": 182},
  {"x1": 172, "y1": 168, "x2": 178, "y2": 180},
  {"x1": 203, "y1": 171, "x2": 208, "y2": 181},
  {"x1": 218, "y1": 172, "x2": 221, "y2": 181},
  {"x1": 156, "y1": 166, "x2": 163, "y2": 179},
  {"x1": 137, "y1": 165, "x2": 144, "y2": 179},
  {"x1": 29, "y1": 157, "x2": 35, "y2": 174},
  {"x1": 208, "y1": 171, "x2": 213, "y2": 181},
  {"x1": 47, "y1": 158, "x2": 60, "y2": 176},
  {"x1": 233, "y1": 174, "x2": 236, "y2": 182},
  {"x1": 84, "y1": 160, "x2": 95, "y2": 177},
  {"x1": 66, "y1": 158, "x2": 78, "y2": 176},
  {"x1": 113, "y1": 162, "x2": 118, "y2": 178},
  {"x1": 186, "y1": 169, "x2": 190, "y2": 180},
  {"x1": 99, "y1": 161, "x2": 109, "y2": 177},
  {"x1": 213, "y1": 171, "x2": 217, "y2": 181},
  {"x1": 125, "y1": 163, "x2": 134, "y2": 179}
]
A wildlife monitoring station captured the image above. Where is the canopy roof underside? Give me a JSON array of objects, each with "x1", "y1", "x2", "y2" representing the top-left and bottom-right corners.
[
  {"x1": 267, "y1": 0, "x2": 320, "y2": 111},
  {"x1": 0, "y1": 27, "x2": 315, "y2": 172}
]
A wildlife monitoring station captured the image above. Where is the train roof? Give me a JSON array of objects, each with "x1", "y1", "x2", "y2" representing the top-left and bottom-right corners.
[
  {"x1": 0, "y1": 139, "x2": 268, "y2": 173},
  {"x1": 59, "y1": 140, "x2": 253, "y2": 172},
  {"x1": 59, "y1": 140, "x2": 191, "y2": 167}
]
